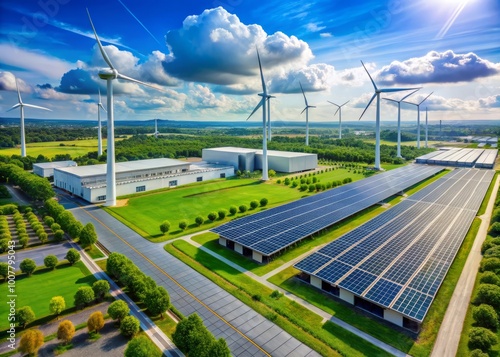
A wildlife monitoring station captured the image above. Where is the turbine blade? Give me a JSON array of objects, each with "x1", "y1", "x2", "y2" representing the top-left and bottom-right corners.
[
  {"x1": 23, "y1": 103, "x2": 51, "y2": 111},
  {"x1": 380, "y1": 87, "x2": 420, "y2": 93},
  {"x1": 86, "y1": 8, "x2": 115, "y2": 70},
  {"x1": 419, "y1": 91, "x2": 433, "y2": 105},
  {"x1": 340, "y1": 100, "x2": 349, "y2": 107},
  {"x1": 401, "y1": 101, "x2": 417, "y2": 106},
  {"x1": 256, "y1": 48, "x2": 267, "y2": 94},
  {"x1": 300, "y1": 107, "x2": 307, "y2": 115},
  {"x1": 116, "y1": 73, "x2": 164, "y2": 92},
  {"x1": 99, "y1": 103, "x2": 107, "y2": 112},
  {"x1": 359, "y1": 93, "x2": 377, "y2": 120},
  {"x1": 334, "y1": 107, "x2": 340, "y2": 116},
  {"x1": 7, "y1": 103, "x2": 21, "y2": 112},
  {"x1": 15, "y1": 78, "x2": 22, "y2": 104},
  {"x1": 309, "y1": 106, "x2": 316, "y2": 108},
  {"x1": 98, "y1": 88, "x2": 102, "y2": 102},
  {"x1": 246, "y1": 99, "x2": 264, "y2": 121},
  {"x1": 299, "y1": 81, "x2": 308, "y2": 106},
  {"x1": 361, "y1": 60, "x2": 377, "y2": 91},
  {"x1": 383, "y1": 98, "x2": 399, "y2": 103},
  {"x1": 327, "y1": 100, "x2": 339, "y2": 108},
  {"x1": 401, "y1": 88, "x2": 420, "y2": 101}
]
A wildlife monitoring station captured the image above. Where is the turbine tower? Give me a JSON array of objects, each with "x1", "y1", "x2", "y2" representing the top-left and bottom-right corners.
[
  {"x1": 403, "y1": 92, "x2": 433, "y2": 149},
  {"x1": 87, "y1": 9, "x2": 163, "y2": 206},
  {"x1": 267, "y1": 95, "x2": 275, "y2": 141},
  {"x1": 425, "y1": 107, "x2": 429, "y2": 148},
  {"x1": 246, "y1": 48, "x2": 269, "y2": 181},
  {"x1": 7, "y1": 79, "x2": 51, "y2": 157},
  {"x1": 299, "y1": 82, "x2": 315, "y2": 146},
  {"x1": 327, "y1": 100, "x2": 349, "y2": 139},
  {"x1": 359, "y1": 60, "x2": 419, "y2": 170},
  {"x1": 154, "y1": 119, "x2": 159, "y2": 138},
  {"x1": 383, "y1": 89, "x2": 419, "y2": 158},
  {"x1": 97, "y1": 88, "x2": 106, "y2": 157}
]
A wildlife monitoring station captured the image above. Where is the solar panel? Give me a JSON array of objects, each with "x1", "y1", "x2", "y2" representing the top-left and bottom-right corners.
[{"x1": 295, "y1": 168, "x2": 494, "y2": 324}]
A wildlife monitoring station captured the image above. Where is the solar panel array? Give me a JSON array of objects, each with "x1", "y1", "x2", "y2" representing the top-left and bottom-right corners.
[
  {"x1": 295, "y1": 168, "x2": 494, "y2": 323},
  {"x1": 415, "y1": 148, "x2": 497, "y2": 168},
  {"x1": 212, "y1": 165, "x2": 443, "y2": 256}
]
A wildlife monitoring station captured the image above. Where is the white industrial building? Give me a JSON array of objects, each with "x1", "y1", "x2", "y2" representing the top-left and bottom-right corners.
[
  {"x1": 202, "y1": 147, "x2": 317, "y2": 173},
  {"x1": 53, "y1": 158, "x2": 234, "y2": 203},
  {"x1": 33, "y1": 161, "x2": 77, "y2": 178}
]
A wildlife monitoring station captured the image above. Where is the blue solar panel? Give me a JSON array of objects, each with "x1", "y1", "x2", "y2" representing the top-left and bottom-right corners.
[
  {"x1": 294, "y1": 253, "x2": 332, "y2": 274},
  {"x1": 316, "y1": 260, "x2": 352, "y2": 283},
  {"x1": 339, "y1": 269, "x2": 377, "y2": 295},
  {"x1": 392, "y1": 289, "x2": 432, "y2": 321},
  {"x1": 365, "y1": 279, "x2": 402, "y2": 307}
]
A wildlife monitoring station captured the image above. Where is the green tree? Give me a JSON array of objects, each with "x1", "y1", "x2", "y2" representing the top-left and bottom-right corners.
[
  {"x1": 209, "y1": 338, "x2": 231, "y2": 357},
  {"x1": 16, "y1": 306, "x2": 36, "y2": 328},
  {"x1": 473, "y1": 304, "x2": 499, "y2": 330},
  {"x1": 108, "y1": 300, "x2": 130, "y2": 323},
  {"x1": 87, "y1": 311, "x2": 104, "y2": 334},
  {"x1": 468, "y1": 327, "x2": 498, "y2": 352},
  {"x1": 474, "y1": 284, "x2": 500, "y2": 310},
  {"x1": 18, "y1": 329, "x2": 44, "y2": 356},
  {"x1": 19, "y1": 236, "x2": 29, "y2": 249},
  {"x1": 160, "y1": 220, "x2": 171, "y2": 234},
  {"x1": 51, "y1": 223, "x2": 61, "y2": 232},
  {"x1": 106, "y1": 252, "x2": 129, "y2": 279},
  {"x1": 260, "y1": 198, "x2": 268, "y2": 207},
  {"x1": 57, "y1": 320, "x2": 75, "y2": 344},
  {"x1": 92, "y1": 280, "x2": 110, "y2": 301},
  {"x1": 20, "y1": 258, "x2": 37, "y2": 276},
  {"x1": 238, "y1": 205, "x2": 247, "y2": 213},
  {"x1": 79, "y1": 222, "x2": 98, "y2": 247},
  {"x1": 229, "y1": 205, "x2": 237, "y2": 215},
  {"x1": 207, "y1": 211, "x2": 217, "y2": 221},
  {"x1": 173, "y1": 314, "x2": 213, "y2": 355},
  {"x1": 490, "y1": 222, "x2": 500, "y2": 236},
  {"x1": 144, "y1": 286, "x2": 170, "y2": 318},
  {"x1": 43, "y1": 255, "x2": 58, "y2": 270},
  {"x1": 44, "y1": 216, "x2": 54, "y2": 226},
  {"x1": 125, "y1": 335, "x2": 161, "y2": 357},
  {"x1": 480, "y1": 258, "x2": 500, "y2": 272},
  {"x1": 249, "y1": 200, "x2": 259, "y2": 209},
  {"x1": 178, "y1": 219, "x2": 188, "y2": 230},
  {"x1": 195, "y1": 216, "x2": 204, "y2": 226},
  {"x1": 49, "y1": 296, "x2": 66, "y2": 316},
  {"x1": 480, "y1": 272, "x2": 500, "y2": 286},
  {"x1": 217, "y1": 210, "x2": 227, "y2": 220},
  {"x1": 54, "y1": 229, "x2": 65, "y2": 242},
  {"x1": 0, "y1": 262, "x2": 9, "y2": 281},
  {"x1": 470, "y1": 349, "x2": 489, "y2": 357},
  {"x1": 68, "y1": 221, "x2": 83, "y2": 239},
  {"x1": 65, "y1": 248, "x2": 81, "y2": 265},
  {"x1": 308, "y1": 184, "x2": 315, "y2": 192},
  {"x1": 120, "y1": 315, "x2": 140, "y2": 338},
  {"x1": 74, "y1": 286, "x2": 95, "y2": 309}
]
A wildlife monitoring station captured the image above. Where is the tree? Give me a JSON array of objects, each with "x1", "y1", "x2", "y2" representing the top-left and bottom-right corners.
[
  {"x1": 57, "y1": 320, "x2": 75, "y2": 344},
  {"x1": 207, "y1": 211, "x2": 217, "y2": 221},
  {"x1": 195, "y1": 216, "x2": 204, "y2": 226},
  {"x1": 108, "y1": 300, "x2": 130, "y2": 323},
  {"x1": 20, "y1": 258, "x2": 37, "y2": 276},
  {"x1": 473, "y1": 304, "x2": 499, "y2": 330},
  {"x1": 178, "y1": 219, "x2": 188, "y2": 230},
  {"x1": 470, "y1": 349, "x2": 489, "y2": 357},
  {"x1": 49, "y1": 296, "x2": 66, "y2": 316},
  {"x1": 209, "y1": 338, "x2": 231, "y2": 357},
  {"x1": 249, "y1": 200, "x2": 259, "y2": 210},
  {"x1": 144, "y1": 286, "x2": 170, "y2": 318},
  {"x1": 0, "y1": 262, "x2": 8, "y2": 281},
  {"x1": 125, "y1": 335, "x2": 161, "y2": 357},
  {"x1": 17, "y1": 306, "x2": 35, "y2": 328},
  {"x1": 229, "y1": 205, "x2": 237, "y2": 215},
  {"x1": 74, "y1": 286, "x2": 95, "y2": 308},
  {"x1": 79, "y1": 222, "x2": 98, "y2": 247},
  {"x1": 173, "y1": 314, "x2": 210, "y2": 355},
  {"x1": 87, "y1": 311, "x2": 104, "y2": 334},
  {"x1": 260, "y1": 198, "x2": 268, "y2": 207},
  {"x1": 160, "y1": 220, "x2": 171, "y2": 234},
  {"x1": 217, "y1": 210, "x2": 227, "y2": 220},
  {"x1": 51, "y1": 223, "x2": 61, "y2": 232},
  {"x1": 106, "y1": 252, "x2": 129, "y2": 279},
  {"x1": 308, "y1": 184, "x2": 315, "y2": 192},
  {"x1": 474, "y1": 284, "x2": 500, "y2": 310},
  {"x1": 44, "y1": 216, "x2": 55, "y2": 226},
  {"x1": 65, "y1": 248, "x2": 81, "y2": 265},
  {"x1": 44, "y1": 255, "x2": 58, "y2": 270},
  {"x1": 468, "y1": 327, "x2": 498, "y2": 352},
  {"x1": 480, "y1": 258, "x2": 500, "y2": 272},
  {"x1": 480, "y1": 272, "x2": 500, "y2": 286},
  {"x1": 67, "y1": 221, "x2": 83, "y2": 239},
  {"x1": 120, "y1": 315, "x2": 140, "y2": 338},
  {"x1": 18, "y1": 329, "x2": 44, "y2": 356},
  {"x1": 54, "y1": 229, "x2": 65, "y2": 242},
  {"x1": 92, "y1": 280, "x2": 110, "y2": 301},
  {"x1": 238, "y1": 205, "x2": 247, "y2": 213},
  {"x1": 490, "y1": 222, "x2": 500, "y2": 236}
]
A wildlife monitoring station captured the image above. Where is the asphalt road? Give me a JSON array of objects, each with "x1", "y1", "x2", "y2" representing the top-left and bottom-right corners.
[{"x1": 0, "y1": 241, "x2": 73, "y2": 267}]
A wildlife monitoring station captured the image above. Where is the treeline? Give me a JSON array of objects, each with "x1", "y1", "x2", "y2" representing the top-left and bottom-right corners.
[
  {"x1": 0, "y1": 164, "x2": 54, "y2": 201},
  {"x1": 0, "y1": 127, "x2": 98, "y2": 148}
]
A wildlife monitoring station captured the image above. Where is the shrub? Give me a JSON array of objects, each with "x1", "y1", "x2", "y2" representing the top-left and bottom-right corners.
[
  {"x1": 470, "y1": 349, "x2": 489, "y2": 357},
  {"x1": 299, "y1": 184, "x2": 308, "y2": 191},
  {"x1": 308, "y1": 184, "x2": 315, "y2": 192},
  {"x1": 473, "y1": 304, "x2": 499, "y2": 330},
  {"x1": 195, "y1": 216, "x2": 204, "y2": 226},
  {"x1": 44, "y1": 255, "x2": 58, "y2": 270},
  {"x1": 54, "y1": 229, "x2": 65, "y2": 242},
  {"x1": 19, "y1": 329, "x2": 44, "y2": 356},
  {"x1": 178, "y1": 219, "x2": 188, "y2": 230},
  {"x1": 229, "y1": 205, "x2": 237, "y2": 215},
  {"x1": 39, "y1": 232, "x2": 48, "y2": 243},
  {"x1": 252, "y1": 294, "x2": 261, "y2": 301},
  {"x1": 125, "y1": 335, "x2": 161, "y2": 357},
  {"x1": 284, "y1": 178, "x2": 290, "y2": 185},
  {"x1": 489, "y1": 222, "x2": 500, "y2": 236},
  {"x1": 480, "y1": 258, "x2": 500, "y2": 272},
  {"x1": 87, "y1": 311, "x2": 104, "y2": 334},
  {"x1": 474, "y1": 284, "x2": 500, "y2": 310},
  {"x1": 20, "y1": 259, "x2": 37, "y2": 276},
  {"x1": 108, "y1": 300, "x2": 130, "y2": 323},
  {"x1": 16, "y1": 306, "x2": 35, "y2": 328},
  {"x1": 291, "y1": 181, "x2": 298, "y2": 188},
  {"x1": 260, "y1": 198, "x2": 268, "y2": 207},
  {"x1": 249, "y1": 200, "x2": 259, "y2": 209},
  {"x1": 74, "y1": 286, "x2": 95, "y2": 309},
  {"x1": 276, "y1": 179, "x2": 281, "y2": 184},
  {"x1": 159, "y1": 220, "x2": 171, "y2": 234},
  {"x1": 65, "y1": 248, "x2": 81, "y2": 265},
  {"x1": 468, "y1": 327, "x2": 498, "y2": 351},
  {"x1": 49, "y1": 296, "x2": 66, "y2": 316},
  {"x1": 120, "y1": 316, "x2": 140, "y2": 338},
  {"x1": 218, "y1": 210, "x2": 227, "y2": 220},
  {"x1": 270, "y1": 290, "x2": 283, "y2": 299},
  {"x1": 480, "y1": 272, "x2": 500, "y2": 286},
  {"x1": 44, "y1": 216, "x2": 55, "y2": 226},
  {"x1": 57, "y1": 320, "x2": 75, "y2": 344},
  {"x1": 207, "y1": 211, "x2": 217, "y2": 221},
  {"x1": 484, "y1": 246, "x2": 500, "y2": 258},
  {"x1": 238, "y1": 205, "x2": 247, "y2": 213},
  {"x1": 51, "y1": 223, "x2": 61, "y2": 232},
  {"x1": 19, "y1": 236, "x2": 29, "y2": 249}
]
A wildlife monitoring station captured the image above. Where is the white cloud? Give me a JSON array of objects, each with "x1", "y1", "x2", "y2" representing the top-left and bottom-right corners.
[
  {"x1": 0, "y1": 71, "x2": 31, "y2": 92},
  {"x1": 306, "y1": 23, "x2": 326, "y2": 32},
  {"x1": 320, "y1": 32, "x2": 332, "y2": 38},
  {"x1": 269, "y1": 63, "x2": 336, "y2": 93}
]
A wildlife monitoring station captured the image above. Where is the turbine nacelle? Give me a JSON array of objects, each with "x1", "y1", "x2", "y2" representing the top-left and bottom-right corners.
[{"x1": 98, "y1": 68, "x2": 119, "y2": 80}]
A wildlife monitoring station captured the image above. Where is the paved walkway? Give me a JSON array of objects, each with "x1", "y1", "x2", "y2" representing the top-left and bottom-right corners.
[
  {"x1": 4, "y1": 185, "x2": 30, "y2": 206},
  {"x1": 0, "y1": 242, "x2": 73, "y2": 266},
  {"x1": 58, "y1": 192, "x2": 318, "y2": 357},
  {"x1": 431, "y1": 175, "x2": 500, "y2": 357}
]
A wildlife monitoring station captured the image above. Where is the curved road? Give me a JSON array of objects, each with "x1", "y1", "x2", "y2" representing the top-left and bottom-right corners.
[{"x1": 57, "y1": 192, "x2": 319, "y2": 357}]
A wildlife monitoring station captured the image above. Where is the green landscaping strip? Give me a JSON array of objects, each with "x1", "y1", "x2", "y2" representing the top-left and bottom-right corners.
[{"x1": 165, "y1": 240, "x2": 390, "y2": 357}]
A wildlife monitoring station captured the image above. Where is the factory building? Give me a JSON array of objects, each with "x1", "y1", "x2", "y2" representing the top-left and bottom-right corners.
[{"x1": 33, "y1": 161, "x2": 77, "y2": 178}]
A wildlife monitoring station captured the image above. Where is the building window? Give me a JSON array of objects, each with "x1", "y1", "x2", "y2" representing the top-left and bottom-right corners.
[
  {"x1": 220, "y1": 173, "x2": 226, "y2": 178},
  {"x1": 136, "y1": 185, "x2": 146, "y2": 192},
  {"x1": 97, "y1": 195, "x2": 106, "y2": 201},
  {"x1": 169, "y1": 180, "x2": 178, "y2": 187},
  {"x1": 197, "y1": 177, "x2": 203, "y2": 182}
]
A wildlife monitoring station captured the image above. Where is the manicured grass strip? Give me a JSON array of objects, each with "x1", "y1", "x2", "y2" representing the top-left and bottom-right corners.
[
  {"x1": 84, "y1": 244, "x2": 105, "y2": 259},
  {"x1": 0, "y1": 261, "x2": 96, "y2": 331},
  {"x1": 165, "y1": 241, "x2": 390, "y2": 357},
  {"x1": 270, "y1": 217, "x2": 481, "y2": 357}
]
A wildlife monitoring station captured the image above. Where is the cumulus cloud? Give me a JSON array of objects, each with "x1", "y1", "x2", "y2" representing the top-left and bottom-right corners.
[
  {"x1": 479, "y1": 95, "x2": 500, "y2": 108},
  {"x1": 34, "y1": 83, "x2": 72, "y2": 100},
  {"x1": 376, "y1": 50, "x2": 500, "y2": 85},
  {"x1": 0, "y1": 71, "x2": 31, "y2": 92},
  {"x1": 269, "y1": 63, "x2": 336, "y2": 93},
  {"x1": 164, "y1": 7, "x2": 313, "y2": 85}
]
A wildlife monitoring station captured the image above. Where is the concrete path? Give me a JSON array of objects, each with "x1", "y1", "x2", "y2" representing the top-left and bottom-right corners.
[
  {"x1": 4, "y1": 185, "x2": 30, "y2": 206},
  {"x1": 57, "y1": 192, "x2": 319, "y2": 357},
  {"x1": 431, "y1": 175, "x2": 500, "y2": 357}
]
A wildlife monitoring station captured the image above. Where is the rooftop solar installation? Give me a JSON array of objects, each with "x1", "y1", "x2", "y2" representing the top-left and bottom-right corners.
[
  {"x1": 212, "y1": 165, "x2": 443, "y2": 256},
  {"x1": 295, "y1": 168, "x2": 494, "y2": 323}
]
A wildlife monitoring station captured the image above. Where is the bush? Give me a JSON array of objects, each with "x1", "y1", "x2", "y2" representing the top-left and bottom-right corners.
[
  {"x1": 299, "y1": 184, "x2": 308, "y2": 191},
  {"x1": 480, "y1": 258, "x2": 500, "y2": 272},
  {"x1": 473, "y1": 304, "x2": 499, "y2": 330},
  {"x1": 159, "y1": 220, "x2": 171, "y2": 234},
  {"x1": 16, "y1": 306, "x2": 35, "y2": 328},
  {"x1": 474, "y1": 284, "x2": 500, "y2": 310},
  {"x1": 54, "y1": 229, "x2": 65, "y2": 242},
  {"x1": 270, "y1": 290, "x2": 283, "y2": 299},
  {"x1": 178, "y1": 219, "x2": 188, "y2": 230},
  {"x1": 470, "y1": 349, "x2": 489, "y2": 357},
  {"x1": 39, "y1": 232, "x2": 48, "y2": 243},
  {"x1": 249, "y1": 200, "x2": 259, "y2": 209},
  {"x1": 120, "y1": 315, "x2": 140, "y2": 338},
  {"x1": 207, "y1": 211, "x2": 217, "y2": 222},
  {"x1": 291, "y1": 181, "x2": 298, "y2": 188},
  {"x1": 468, "y1": 327, "x2": 498, "y2": 351},
  {"x1": 489, "y1": 222, "x2": 500, "y2": 236},
  {"x1": 44, "y1": 255, "x2": 58, "y2": 270},
  {"x1": 44, "y1": 216, "x2": 55, "y2": 226},
  {"x1": 238, "y1": 205, "x2": 247, "y2": 213},
  {"x1": 308, "y1": 184, "x2": 315, "y2": 192},
  {"x1": 87, "y1": 311, "x2": 104, "y2": 334},
  {"x1": 125, "y1": 335, "x2": 161, "y2": 357},
  {"x1": 19, "y1": 236, "x2": 29, "y2": 249},
  {"x1": 229, "y1": 205, "x2": 237, "y2": 215},
  {"x1": 20, "y1": 258, "x2": 37, "y2": 276},
  {"x1": 484, "y1": 246, "x2": 500, "y2": 258},
  {"x1": 74, "y1": 286, "x2": 95, "y2": 309},
  {"x1": 51, "y1": 223, "x2": 61, "y2": 232},
  {"x1": 49, "y1": 296, "x2": 66, "y2": 316},
  {"x1": 65, "y1": 248, "x2": 81, "y2": 265},
  {"x1": 260, "y1": 198, "x2": 268, "y2": 207},
  {"x1": 57, "y1": 320, "x2": 75, "y2": 344},
  {"x1": 19, "y1": 329, "x2": 44, "y2": 355},
  {"x1": 284, "y1": 178, "x2": 290, "y2": 185},
  {"x1": 195, "y1": 216, "x2": 204, "y2": 226},
  {"x1": 92, "y1": 280, "x2": 110, "y2": 300},
  {"x1": 480, "y1": 272, "x2": 500, "y2": 286},
  {"x1": 218, "y1": 210, "x2": 227, "y2": 220},
  {"x1": 108, "y1": 300, "x2": 130, "y2": 323}
]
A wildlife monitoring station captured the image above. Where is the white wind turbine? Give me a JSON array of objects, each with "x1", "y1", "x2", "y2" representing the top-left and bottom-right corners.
[
  {"x1": 359, "y1": 60, "x2": 419, "y2": 170},
  {"x1": 383, "y1": 88, "x2": 419, "y2": 158},
  {"x1": 87, "y1": 9, "x2": 163, "y2": 206},
  {"x1": 425, "y1": 107, "x2": 429, "y2": 148},
  {"x1": 154, "y1": 118, "x2": 159, "y2": 138},
  {"x1": 7, "y1": 79, "x2": 51, "y2": 157},
  {"x1": 327, "y1": 100, "x2": 349, "y2": 139},
  {"x1": 246, "y1": 49, "x2": 269, "y2": 181},
  {"x1": 266, "y1": 95, "x2": 276, "y2": 141},
  {"x1": 97, "y1": 88, "x2": 106, "y2": 157},
  {"x1": 402, "y1": 92, "x2": 433, "y2": 149},
  {"x1": 299, "y1": 82, "x2": 315, "y2": 146}
]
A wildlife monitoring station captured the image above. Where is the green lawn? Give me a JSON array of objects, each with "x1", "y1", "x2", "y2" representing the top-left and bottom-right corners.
[
  {"x1": 107, "y1": 168, "x2": 366, "y2": 241},
  {"x1": 0, "y1": 262, "x2": 96, "y2": 331}
]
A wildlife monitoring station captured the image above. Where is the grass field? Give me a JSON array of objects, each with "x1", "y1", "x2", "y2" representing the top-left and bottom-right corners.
[
  {"x1": 107, "y1": 168, "x2": 366, "y2": 241},
  {"x1": 0, "y1": 262, "x2": 96, "y2": 331}
]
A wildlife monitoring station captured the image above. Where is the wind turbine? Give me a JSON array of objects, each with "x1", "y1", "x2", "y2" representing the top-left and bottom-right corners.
[
  {"x1": 299, "y1": 82, "x2": 315, "y2": 146},
  {"x1": 266, "y1": 95, "x2": 276, "y2": 141},
  {"x1": 7, "y1": 79, "x2": 51, "y2": 157},
  {"x1": 383, "y1": 88, "x2": 419, "y2": 158},
  {"x1": 402, "y1": 92, "x2": 433, "y2": 149},
  {"x1": 154, "y1": 118, "x2": 159, "y2": 138},
  {"x1": 97, "y1": 88, "x2": 106, "y2": 157},
  {"x1": 246, "y1": 48, "x2": 269, "y2": 181},
  {"x1": 425, "y1": 107, "x2": 429, "y2": 148},
  {"x1": 87, "y1": 9, "x2": 163, "y2": 206},
  {"x1": 359, "y1": 60, "x2": 419, "y2": 170},
  {"x1": 327, "y1": 100, "x2": 349, "y2": 139}
]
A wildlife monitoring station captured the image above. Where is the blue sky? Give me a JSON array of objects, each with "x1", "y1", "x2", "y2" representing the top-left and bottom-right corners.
[{"x1": 0, "y1": 0, "x2": 499, "y2": 122}]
